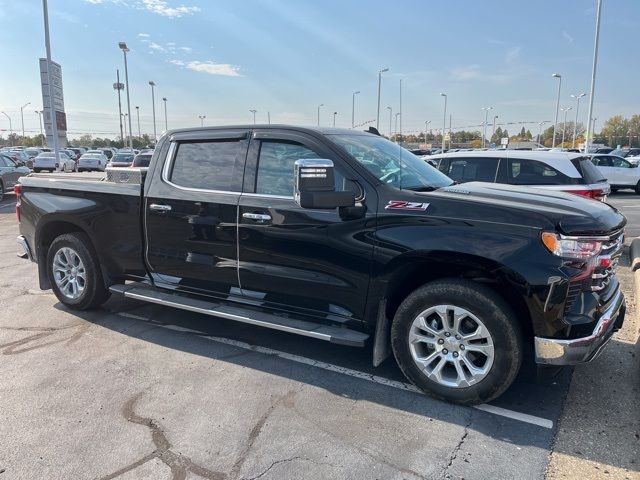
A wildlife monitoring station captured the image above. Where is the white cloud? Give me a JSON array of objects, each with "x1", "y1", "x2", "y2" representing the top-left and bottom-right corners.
[
  {"x1": 170, "y1": 59, "x2": 242, "y2": 77},
  {"x1": 148, "y1": 42, "x2": 166, "y2": 52},
  {"x1": 141, "y1": 0, "x2": 200, "y2": 18},
  {"x1": 450, "y1": 65, "x2": 511, "y2": 84},
  {"x1": 138, "y1": 33, "x2": 150, "y2": 37},
  {"x1": 562, "y1": 31, "x2": 574, "y2": 44},
  {"x1": 505, "y1": 46, "x2": 521, "y2": 64},
  {"x1": 179, "y1": 46, "x2": 192, "y2": 53}
]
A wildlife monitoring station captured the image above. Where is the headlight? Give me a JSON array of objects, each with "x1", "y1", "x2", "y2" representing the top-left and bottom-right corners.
[{"x1": 541, "y1": 232, "x2": 602, "y2": 259}]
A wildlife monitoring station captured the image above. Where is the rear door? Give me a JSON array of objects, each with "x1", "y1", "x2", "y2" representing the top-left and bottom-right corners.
[
  {"x1": 144, "y1": 129, "x2": 250, "y2": 297},
  {"x1": 610, "y1": 156, "x2": 639, "y2": 186},
  {"x1": 0, "y1": 155, "x2": 21, "y2": 189},
  {"x1": 440, "y1": 156, "x2": 501, "y2": 184},
  {"x1": 236, "y1": 129, "x2": 375, "y2": 323}
]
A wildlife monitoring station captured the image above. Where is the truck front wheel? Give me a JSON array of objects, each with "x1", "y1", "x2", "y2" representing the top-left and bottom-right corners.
[
  {"x1": 391, "y1": 279, "x2": 522, "y2": 405},
  {"x1": 47, "y1": 232, "x2": 110, "y2": 310}
]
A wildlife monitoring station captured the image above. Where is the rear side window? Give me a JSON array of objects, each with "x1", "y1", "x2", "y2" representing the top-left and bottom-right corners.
[
  {"x1": 572, "y1": 157, "x2": 606, "y2": 184},
  {"x1": 508, "y1": 159, "x2": 578, "y2": 185},
  {"x1": 170, "y1": 141, "x2": 243, "y2": 191},
  {"x1": 133, "y1": 154, "x2": 152, "y2": 167},
  {"x1": 444, "y1": 157, "x2": 499, "y2": 183}
]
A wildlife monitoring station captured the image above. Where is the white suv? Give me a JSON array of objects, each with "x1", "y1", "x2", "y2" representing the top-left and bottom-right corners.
[
  {"x1": 430, "y1": 150, "x2": 610, "y2": 201},
  {"x1": 588, "y1": 154, "x2": 640, "y2": 194}
]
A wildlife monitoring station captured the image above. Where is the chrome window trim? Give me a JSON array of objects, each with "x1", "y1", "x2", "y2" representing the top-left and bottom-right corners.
[{"x1": 161, "y1": 140, "x2": 243, "y2": 195}]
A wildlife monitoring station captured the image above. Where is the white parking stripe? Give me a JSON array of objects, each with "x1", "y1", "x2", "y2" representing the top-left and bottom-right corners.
[
  {"x1": 116, "y1": 312, "x2": 554, "y2": 429},
  {"x1": 0, "y1": 203, "x2": 15, "y2": 210}
]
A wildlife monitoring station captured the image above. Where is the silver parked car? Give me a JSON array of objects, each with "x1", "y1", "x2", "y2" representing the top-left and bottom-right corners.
[
  {"x1": 0, "y1": 154, "x2": 31, "y2": 201},
  {"x1": 78, "y1": 152, "x2": 108, "y2": 172},
  {"x1": 33, "y1": 152, "x2": 77, "y2": 173}
]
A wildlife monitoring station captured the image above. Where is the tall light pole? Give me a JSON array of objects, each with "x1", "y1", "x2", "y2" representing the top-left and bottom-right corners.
[
  {"x1": 267, "y1": 111, "x2": 271, "y2": 124},
  {"x1": 394, "y1": 112, "x2": 400, "y2": 139},
  {"x1": 351, "y1": 91, "x2": 360, "y2": 128},
  {"x1": 43, "y1": 0, "x2": 59, "y2": 154},
  {"x1": 386, "y1": 106, "x2": 392, "y2": 138},
  {"x1": 492, "y1": 115, "x2": 498, "y2": 138},
  {"x1": 333, "y1": 111, "x2": 338, "y2": 128},
  {"x1": 570, "y1": 93, "x2": 586, "y2": 148},
  {"x1": 481, "y1": 107, "x2": 493, "y2": 148},
  {"x1": 551, "y1": 73, "x2": 562, "y2": 148},
  {"x1": 118, "y1": 42, "x2": 133, "y2": 149},
  {"x1": 198, "y1": 115, "x2": 206, "y2": 127},
  {"x1": 35, "y1": 110, "x2": 44, "y2": 145},
  {"x1": 424, "y1": 120, "x2": 431, "y2": 145},
  {"x1": 317, "y1": 104, "x2": 323, "y2": 126},
  {"x1": 376, "y1": 68, "x2": 389, "y2": 130},
  {"x1": 162, "y1": 97, "x2": 167, "y2": 131},
  {"x1": 399, "y1": 79, "x2": 402, "y2": 138},
  {"x1": 122, "y1": 113, "x2": 128, "y2": 139},
  {"x1": 584, "y1": 0, "x2": 602, "y2": 154},
  {"x1": 440, "y1": 93, "x2": 447, "y2": 151},
  {"x1": 249, "y1": 109, "x2": 257, "y2": 125},
  {"x1": 1, "y1": 112, "x2": 12, "y2": 146},
  {"x1": 537, "y1": 120, "x2": 550, "y2": 145},
  {"x1": 20, "y1": 102, "x2": 31, "y2": 140},
  {"x1": 135, "y1": 106, "x2": 141, "y2": 138},
  {"x1": 113, "y1": 70, "x2": 124, "y2": 142},
  {"x1": 628, "y1": 130, "x2": 633, "y2": 148},
  {"x1": 148, "y1": 81, "x2": 157, "y2": 142},
  {"x1": 560, "y1": 107, "x2": 572, "y2": 146}
]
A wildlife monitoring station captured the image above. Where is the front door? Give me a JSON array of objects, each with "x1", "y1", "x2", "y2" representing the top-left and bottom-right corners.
[
  {"x1": 144, "y1": 130, "x2": 249, "y2": 298},
  {"x1": 0, "y1": 156, "x2": 24, "y2": 190},
  {"x1": 237, "y1": 130, "x2": 376, "y2": 324}
]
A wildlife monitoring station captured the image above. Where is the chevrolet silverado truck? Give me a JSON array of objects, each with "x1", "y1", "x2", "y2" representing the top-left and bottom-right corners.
[{"x1": 14, "y1": 126, "x2": 626, "y2": 405}]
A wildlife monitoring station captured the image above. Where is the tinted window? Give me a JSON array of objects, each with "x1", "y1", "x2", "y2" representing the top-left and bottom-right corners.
[
  {"x1": 612, "y1": 156, "x2": 631, "y2": 168},
  {"x1": 170, "y1": 141, "x2": 242, "y2": 191},
  {"x1": 508, "y1": 159, "x2": 573, "y2": 185},
  {"x1": 593, "y1": 156, "x2": 613, "y2": 167},
  {"x1": 445, "y1": 157, "x2": 499, "y2": 183},
  {"x1": 574, "y1": 157, "x2": 606, "y2": 184},
  {"x1": 0, "y1": 155, "x2": 10, "y2": 167},
  {"x1": 256, "y1": 141, "x2": 318, "y2": 196},
  {"x1": 132, "y1": 154, "x2": 152, "y2": 167}
]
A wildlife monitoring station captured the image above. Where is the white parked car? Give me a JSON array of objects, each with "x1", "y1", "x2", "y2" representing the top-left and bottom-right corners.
[
  {"x1": 589, "y1": 154, "x2": 640, "y2": 194},
  {"x1": 33, "y1": 152, "x2": 77, "y2": 173},
  {"x1": 78, "y1": 152, "x2": 109, "y2": 172}
]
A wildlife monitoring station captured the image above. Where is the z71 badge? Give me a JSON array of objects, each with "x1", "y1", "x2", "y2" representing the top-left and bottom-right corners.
[{"x1": 385, "y1": 201, "x2": 430, "y2": 211}]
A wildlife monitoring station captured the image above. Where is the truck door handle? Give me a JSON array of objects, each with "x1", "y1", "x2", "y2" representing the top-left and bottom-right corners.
[
  {"x1": 242, "y1": 212, "x2": 271, "y2": 222},
  {"x1": 149, "y1": 203, "x2": 172, "y2": 212}
]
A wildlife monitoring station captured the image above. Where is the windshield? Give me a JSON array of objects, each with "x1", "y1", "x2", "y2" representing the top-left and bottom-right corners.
[
  {"x1": 330, "y1": 134, "x2": 453, "y2": 191},
  {"x1": 112, "y1": 154, "x2": 134, "y2": 162}
]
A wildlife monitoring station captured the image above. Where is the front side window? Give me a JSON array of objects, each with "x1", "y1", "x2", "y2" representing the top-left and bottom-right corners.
[
  {"x1": 169, "y1": 140, "x2": 242, "y2": 191},
  {"x1": 255, "y1": 141, "x2": 318, "y2": 196},
  {"x1": 508, "y1": 159, "x2": 572, "y2": 185},
  {"x1": 612, "y1": 156, "x2": 631, "y2": 168},
  {"x1": 445, "y1": 157, "x2": 499, "y2": 183}
]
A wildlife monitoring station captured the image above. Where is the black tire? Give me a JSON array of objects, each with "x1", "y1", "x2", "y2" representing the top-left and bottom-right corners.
[
  {"x1": 610, "y1": 188, "x2": 618, "y2": 193},
  {"x1": 47, "y1": 232, "x2": 110, "y2": 310},
  {"x1": 635, "y1": 181, "x2": 640, "y2": 195},
  {"x1": 391, "y1": 279, "x2": 522, "y2": 405},
  {"x1": 33, "y1": 168, "x2": 40, "y2": 173},
  {"x1": 0, "y1": 180, "x2": 4, "y2": 202}
]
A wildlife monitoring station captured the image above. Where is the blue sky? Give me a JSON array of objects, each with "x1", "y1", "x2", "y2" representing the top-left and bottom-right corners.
[{"x1": 0, "y1": 0, "x2": 638, "y2": 140}]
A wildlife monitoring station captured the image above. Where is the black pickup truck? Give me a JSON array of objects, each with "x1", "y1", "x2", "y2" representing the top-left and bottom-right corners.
[{"x1": 15, "y1": 126, "x2": 626, "y2": 405}]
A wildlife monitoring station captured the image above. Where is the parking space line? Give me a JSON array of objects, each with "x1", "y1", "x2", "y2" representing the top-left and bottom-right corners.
[
  {"x1": 0, "y1": 203, "x2": 15, "y2": 210},
  {"x1": 116, "y1": 313, "x2": 554, "y2": 429}
]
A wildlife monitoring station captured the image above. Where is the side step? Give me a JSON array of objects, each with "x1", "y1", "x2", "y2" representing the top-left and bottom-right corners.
[{"x1": 110, "y1": 283, "x2": 369, "y2": 347}]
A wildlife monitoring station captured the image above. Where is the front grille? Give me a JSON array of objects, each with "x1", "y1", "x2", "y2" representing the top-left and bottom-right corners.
[{"x1": 590, "y1": 231, "x2": 624, "y2": 292}]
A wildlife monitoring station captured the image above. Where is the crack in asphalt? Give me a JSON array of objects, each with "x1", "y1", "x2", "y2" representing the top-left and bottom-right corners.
[
  {"x1": 98, "y1": 393, "x2": 225, "y2": 480},
  {"x1": 439, "y1": 409, "x2": 474, "y2": 479},
  {"x1": 0, "y1": 322, "x2": 89, "y2": 355}
]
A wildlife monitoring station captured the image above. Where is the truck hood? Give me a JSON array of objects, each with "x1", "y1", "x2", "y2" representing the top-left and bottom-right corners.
[{"x1": 424, "y1": 182, "x2": 626, "y2": 236}]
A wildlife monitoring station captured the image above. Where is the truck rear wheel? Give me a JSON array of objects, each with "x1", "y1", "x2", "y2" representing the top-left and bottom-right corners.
[
  {"x1": 47, "y1": 232, "x2": 110, "y2": 310},
  {"x1": 391, "y1": 279, "x2": 522, "y2": 405}
]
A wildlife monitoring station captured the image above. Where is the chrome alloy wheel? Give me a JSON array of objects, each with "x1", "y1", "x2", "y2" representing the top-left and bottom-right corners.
[
  {"x1": 408, "y1": 305, "x2": 494, "y2": 388},
  {"x1": 52, "y1": 247, "x2": 86, "y2": 300}
]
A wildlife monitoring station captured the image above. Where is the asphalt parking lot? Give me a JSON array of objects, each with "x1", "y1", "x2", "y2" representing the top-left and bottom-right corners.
[{"x1": 0, "y1": 192, "x2": 637, "y2": 480}]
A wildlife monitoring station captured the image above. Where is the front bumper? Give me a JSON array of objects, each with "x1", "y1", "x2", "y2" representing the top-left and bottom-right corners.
[{"x1": 534, "y1": 288, "x2": 625, "y2": 365}]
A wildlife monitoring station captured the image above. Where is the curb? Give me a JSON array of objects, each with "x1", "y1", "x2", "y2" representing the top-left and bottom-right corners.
[{"x1": 630, "y1": 237, "x2": 640, "y2": 271}]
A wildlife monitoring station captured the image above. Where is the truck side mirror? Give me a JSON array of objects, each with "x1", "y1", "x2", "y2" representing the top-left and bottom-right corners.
[{"x1": 294, "y1": 159, "x2": 356, "y2": 209}]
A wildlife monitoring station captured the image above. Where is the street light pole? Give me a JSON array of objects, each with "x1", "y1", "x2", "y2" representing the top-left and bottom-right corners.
[
  {"x1": 560, "y1": 107, "x2": 572, "y2": 146},
  {"x1": 481, "y1": 107, "x2": 492, "y2": 148},
  {"x1": 570, "y1": 93, "x2": 586, "y2": 149},
  {"x1": 585, "y1": 0, "x2": 603, "y2": 154},
  {"x1": 333, "y1": 111, "x2": 338, "y2": 128},
  {"x1": 492, "y1": 115, "x2": 498, "y2": 139},
  {"x1": 122, "y1": 113, "x2": 128, "y2": 139},
  {"x1": 249, "y1": 109, "x2": 257, "y2": 125},
  {"x1": 198, "y1": 115, "x2": 206, "y2": 127},
  {"x1": 135, "y1": 106, "x2": 141, "y2": 138},
  {"x1": 1, "y1": 112, "x2": 12, "y2": 146},
  {"x1": 118, "y1": 42, "x2": 134, "y2": 149},
  {"x1": 351, "y1": 91, "x2": 360, "y2": 128},
  {"x1": 43, "y1": 0, "x2": 59, "y2": 155},
  {"x1": 376, "y1": 68, "x2": 389, "y2": 130},
  {"x1": 386, "y1": 106, "x2": 392, "y2": 138},
  {"x1": 20, "y1": 102, "x2": 31, "y2": 140},
  {"x1": 424, "y1": 120, "x2": 431, "y2": 145},
  {"x1": 317, "y1": 104, "x2": 323, "y2": 126},
  {"x1": 162, "y1": 98, "x2": 167, "y2": 131},
  {"x1": 399, "y1": 79, "x2": 402, "y2": 138},
  {"x1": 148, "y1": 81, "x2": 157, "y2": 142},
  {"x1": 551, "y1": 73, "x2": 562, "y2": 148},
  {"x1": 267, "y1": 111, "x2": 271, "y2": 124},
  {"x1": 537, "y1": 121, "x2": 549, "y2": 145},
  {"x1": 440, "y1": 93, "x2": 447, "y2": 151},
  {"x1": 113, "y1": 70, "x2": 124, "y2": 142},
  {"x1": 36, "y1": 110, "x2": 44, "y2": 145},
  {"x1": 394, "y1": 113, "x2": 400, "y2": 140}
]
